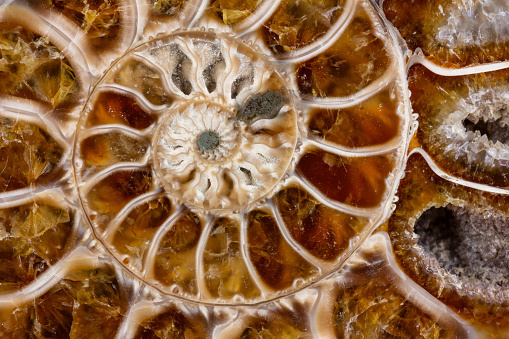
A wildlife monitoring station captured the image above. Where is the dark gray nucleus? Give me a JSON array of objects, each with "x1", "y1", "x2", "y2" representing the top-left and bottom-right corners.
[{"x1": 197, "y1": 131, "x2": 220, "y2": 151}]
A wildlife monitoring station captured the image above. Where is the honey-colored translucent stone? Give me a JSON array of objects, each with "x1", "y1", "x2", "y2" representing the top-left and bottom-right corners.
[
  {"x1": 296, "y1": 150, "x2": 394, "y2": 208},
  {"x1": 246, "y1": 210, "x2": 317, "y2": 291},
  {"x1": 112, "y1": 59, "x2": 172, "y2": 106},
  {"x1": 261, "y1": 0, "x2": 345, "y2": 54},
  {"x1": 0, "y1": 306, "x2": 33, "y2": 338},
  {"x1": 335, "y1": 288, "x2": 449, "y2": 338},
  {"x1": 30, "y1": 0, "x2": 121, "y2": 51},
  {"x1": 0, "y1": 25, "x2": 77, "y2": 107},
  {"x1": 111, "y1": 196, "x2": 172, "y2": 270},
  {"x1": 333, "y1": 252, "x2": 464, "y2": 339},
  {"x1": 85, "y1": 169, "x2": 153, "y2": 230},
  {"x1": 0, "y1": 266, "x2": 126, "y2": 338},
  {"x1": 308, "y1": 87, "x2": 401, "y2": 148},
  {"x1": 80, "y1": 132, "x2": 149, "y2": 174},
  {"x1": 65, "y1": 268, "x2": 126, "y2": 337},
  {"x1": 0, "y1": 202, "x2": 73, "y2": 293},
  {"x1": 275, "y1": 186, "x2": 368, "y2": 261},
  {"x1": 150, "y1": 0, "x2": 186, "y2": 16},
  {"x1": 409, "y1": 64, "x2": 509, "y2": 187},
  {"x1": 389, "y1": 154, "x2": 509, "y2": 335},
  {"x1": 0, "y1": 237, "x2": 47, "y2": 293},
  {"x1": 208, "y1": 0, "x2": 262, "y2": 25},
  {"x1": 0, "y1": 117, "x2": 63, "y2": 192},
  {"x1": 153, "y1": 211, "x2": 202, "y2": 295},
  {"x1": 86, "y1": 91, "x2": 157, "y2": 130},
  {"x1": 296, "y1": 8, "x2": 390, "y2": 98},
  {"x1": 203, "y1": 217, "x2": 261, "y2": 300},
  {"x1": 383, "y1": 0, "x2": 509, "y2": 67},
  {"x1": 134, "y1": 306, "x2": 208, "y2": 338},
  {"x1": 238, "y1": 309, "x2": 311, "y2": 338}
]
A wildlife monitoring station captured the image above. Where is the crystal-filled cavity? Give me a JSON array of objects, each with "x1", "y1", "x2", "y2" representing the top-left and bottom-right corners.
[
  {"x1": 30, "y1": 0, "x2": 121, "y2": 50},
  {"x1": 261, "y1": 0, "x2": 346, "y2": 55},
  {"x1": 384, "y1": 0, "x2": 509, "y2": 67},
  {"x1": 415, "y1": 205, "x2": 509, "y2": 287},
  {"x1": 0, "y1": 26, "x2": 77, "y2": 107},
  {"x1": 389, "y1": 154, "x2": 509, "y2": 330},
  {"x1": 208, "y1": 0, "x2": 263, "y2": 25},
  {"x1": 134, "y1": 305, "x2": 208, "y2": 338},
  {"x1": 0, "y1": 201, "x2": 73, "y2": 293},
  {"x1": 111, "y1": 59, "x2": 171, "y2": 106},
  {"x1": 151, "y1": 0, "x2": 186, "y2": 16},
  {"x1": 0, "y1": 117, "x2": 63, "y2": 192},
  {"x1": 80, "y1": 132, "x2": 149, "y2": 176},
  {"x1": 409, "y1": 64, "x2": 509, "y2": 187},
  {"x1": 111, "y1": 196, "x2": 172, "y2": 270},
  {"x1": 0, "y1": 265, "x2": 126, "y2": 338},
  {"x1": 296, "y1": 8, "x2": 390, "y2": 98},
  {"x1": 462, "y1": 117, "x2": 509, "y2": 145}
]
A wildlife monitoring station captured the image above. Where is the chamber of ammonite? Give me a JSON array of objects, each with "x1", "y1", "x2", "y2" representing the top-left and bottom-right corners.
[{"x1": 4, "y1": 0, "x2": 508, "y2": 337}]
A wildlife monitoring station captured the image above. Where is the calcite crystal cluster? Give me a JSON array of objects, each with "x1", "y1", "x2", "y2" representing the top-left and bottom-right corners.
[{"x1": 0, "y1": 0, "x2": 507, "y2": 337}]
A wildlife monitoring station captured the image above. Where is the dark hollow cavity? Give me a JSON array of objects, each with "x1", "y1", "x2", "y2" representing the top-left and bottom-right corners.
[
  {"x1": 203, "y1": 56, "x2": 225, "y2": 93},
  {"x1": 171, "y1": 48, "x2": 193, "y2": 95},
  {"x1": 231, "y1": 75, "x2": 252, "y2": 99},
  {"x1": 239, "y1": 167, "x2": 253, "y2": 185},
  {"x1": 414, "y1": 205, "x2": 509, "y2": 287},
  {"x1": 197, "y1": 131, "x2": 220, "y2": 151},
  {"x1": 463, "y1": 117, "x2": 509, "y2": 144},
  {"x1": 237, "y1": 91, "x2": 286, "y2": 124}
]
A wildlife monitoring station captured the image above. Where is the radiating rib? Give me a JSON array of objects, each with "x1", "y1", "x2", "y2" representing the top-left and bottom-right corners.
[{"x1": 142, "y1": 206, "x2": 186, "y2": 279}]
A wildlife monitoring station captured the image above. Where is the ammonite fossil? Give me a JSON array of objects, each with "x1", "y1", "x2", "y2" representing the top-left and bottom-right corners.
[{"x1": 0, "y1": 0, "x2": 507, "y2": 337}]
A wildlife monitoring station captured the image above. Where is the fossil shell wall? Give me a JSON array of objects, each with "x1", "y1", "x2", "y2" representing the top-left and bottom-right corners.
[{"x1": 0, "y1": 0, "x2": 506, "y2": 337}]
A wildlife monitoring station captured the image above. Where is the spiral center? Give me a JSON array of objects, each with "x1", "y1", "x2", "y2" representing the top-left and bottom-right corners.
[
  {"x1": 197, "y1": 131, "x2": 220, "y2": 151},
  {"x1": 149, "y1": 32, "x2": 298, "y2": 211}
]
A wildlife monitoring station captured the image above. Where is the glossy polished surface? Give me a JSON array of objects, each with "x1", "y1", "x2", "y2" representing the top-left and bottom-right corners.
[{"x1": 0, "y1": 0, "x2": 508, "y2": 337}]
